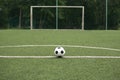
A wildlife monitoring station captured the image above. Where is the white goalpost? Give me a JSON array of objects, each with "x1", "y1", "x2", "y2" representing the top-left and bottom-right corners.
[{"x1": 30, "y1": 6, "x2": 84, "y2": 30}]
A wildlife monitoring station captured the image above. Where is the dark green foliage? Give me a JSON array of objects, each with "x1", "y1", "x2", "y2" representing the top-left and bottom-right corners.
[{"x1": 0, "y1": 0, "x2": 120, "y2": 29}]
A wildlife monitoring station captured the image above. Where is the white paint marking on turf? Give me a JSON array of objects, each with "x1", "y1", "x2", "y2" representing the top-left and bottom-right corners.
[
  {"x1": 0, "y1": 56, "x2": 120, "y2": 59},
  {"x1": 0, "y1": 56, "x2": 55, "y2": 58},
  {"x1": 64, "y1": 56, "x2": 120, "y2": 59},
  {"x1": 0, "y1": 44, "x2": 120, "y2": 52},
  {"x1": 63, "y1": 45, "x2": 120, "y2": 52}
]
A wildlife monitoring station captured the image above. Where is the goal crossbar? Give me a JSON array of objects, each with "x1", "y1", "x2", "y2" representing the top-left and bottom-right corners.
[
  {"x1": 31, "y1": 6, "x2": 84, "y2": 8},
  {"x1": 30, "y1": 6, "x2": 84, "y2": 30}
]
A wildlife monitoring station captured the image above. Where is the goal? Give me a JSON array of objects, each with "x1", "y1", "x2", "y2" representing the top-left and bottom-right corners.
[{"x1": 30, "y1": 6, "x2": 84, "y2": 30}]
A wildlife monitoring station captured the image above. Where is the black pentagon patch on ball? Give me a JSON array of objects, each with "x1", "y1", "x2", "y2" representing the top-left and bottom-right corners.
[
  {"x1": 61, "y1": 50, "x2": 64, "y2": 54},
  {"x1": 55, "y1": 51, "x2": 58, "y2": 54},
  {"x1": 58, "y1": 47, "x2": 61, "y2": 49}
]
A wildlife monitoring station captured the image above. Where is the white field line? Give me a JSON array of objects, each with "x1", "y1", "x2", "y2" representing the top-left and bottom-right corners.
[
  {"x1": 0, "y1": 45, "x2": 120, "y2": 52},
  {"x1": 0, "y1": 56, "x2": 120, "y2": 59},
  {"x1": 0, "y1": 56, "x2": 55, "y2": 59}
]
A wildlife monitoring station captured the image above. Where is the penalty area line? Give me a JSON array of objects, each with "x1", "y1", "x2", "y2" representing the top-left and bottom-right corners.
[
  {"x1": 0, "y1": 56, "x2": 120, "y2": 59},
  {"x1": 0, "y1": 44, "x2": 120, "y2": 52}
]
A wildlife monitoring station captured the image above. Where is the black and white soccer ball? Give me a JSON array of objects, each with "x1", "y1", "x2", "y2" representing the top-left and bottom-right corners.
[{"x1": 54, "y1": 46, "x2": 65, "y2": 57}]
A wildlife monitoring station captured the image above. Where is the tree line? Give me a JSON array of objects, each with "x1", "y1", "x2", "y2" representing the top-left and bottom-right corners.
[{"x1": 0, "y1": 0, "x2": 120, "y2": 29}]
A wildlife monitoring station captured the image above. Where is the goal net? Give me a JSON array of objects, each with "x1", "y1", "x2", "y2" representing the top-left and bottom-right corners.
[{"x1": 30, "y1": 6, "x2": 84, "y2": 30}]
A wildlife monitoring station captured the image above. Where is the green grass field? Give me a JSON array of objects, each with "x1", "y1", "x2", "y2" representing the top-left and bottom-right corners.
[{"x1": 0, "y1": 30, "x2": 120, "y2": 80}]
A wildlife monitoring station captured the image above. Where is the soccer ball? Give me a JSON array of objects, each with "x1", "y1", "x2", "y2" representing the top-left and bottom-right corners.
[{"x1": 54, "y1": 46, "x2": 65, "y2": 57}]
